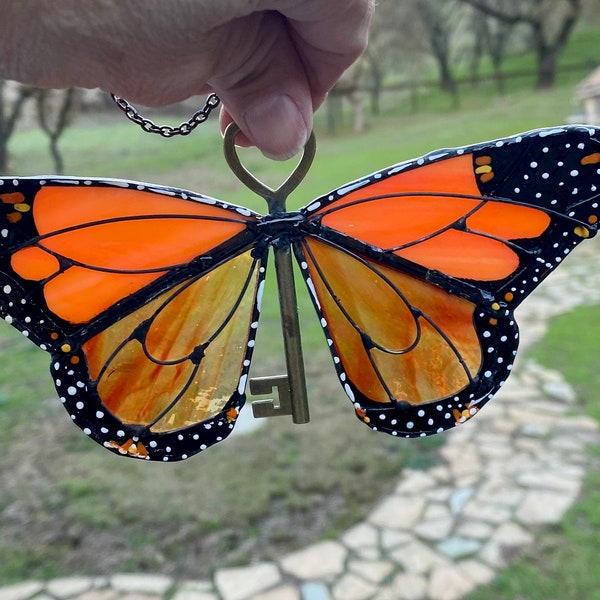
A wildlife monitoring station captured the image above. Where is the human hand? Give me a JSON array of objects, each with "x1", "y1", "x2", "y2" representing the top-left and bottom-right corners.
[{"x1": 0, "y1": 1, "x2": 374, "y2": 159}]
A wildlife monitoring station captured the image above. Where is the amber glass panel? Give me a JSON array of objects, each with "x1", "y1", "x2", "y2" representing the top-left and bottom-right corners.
[
  {"x1": 82, "y1": 251, "x2": 259, "y2": 431},
  {"x1": 303, "y1": 239, "x2": 481, "y2": 405}
]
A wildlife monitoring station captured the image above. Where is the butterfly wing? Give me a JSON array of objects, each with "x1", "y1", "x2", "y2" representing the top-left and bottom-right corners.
[
  {"x1": 295, "y1": 125, "x2": 600, "y2": 437},
  {"x1": 0, "y1": 177, "x2": 264, "y2": 460}
]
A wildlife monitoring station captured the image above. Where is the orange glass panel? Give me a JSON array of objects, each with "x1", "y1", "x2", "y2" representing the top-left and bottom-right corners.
[
  {"x1": 10, "y1": 246, "x2": 60, "y2": 280},
  {"x1": 581, "y1": 153, "x2": 600, "y2": 165},
  {"x1": 44, "y1": 266, "x2": 160, "y2": 323},
  {"x1": 324, "y1": 198, "x2": 551, "y2": 253},
  {"x1": 37, "y1": 218, "x2": 244, "y2": 271},
  {"x1": 320, "y1": 155, "x2": 480, "y2": 247},
  {"x1": 1, "y1": 192, "x2": 25, "y2": 204},
  {"x1": 467, "y1": 202, "x2": 550, "y2": 238},
  {"x1": 14, "y1": 187, "x2": 255, "y2": 324},
  {"x1": 33, "y1": 186, "x2": 250, "y2": 232},
  {"x1": 321, "y1": 194, "x2": 482, "y2": 250},
  {"x1": 321, "y1": 155, "x2": 479, "y2": 211},
  {"x1": 395, "y1": 229, "x2": 519, "y2": 281},
  {"x1": 82, "y1": 251, "x2": 259, "y2": 431},
  {"x1": 317, "y1": 155, "x2": 551, "y2": 283},
  {"x1": 303, "y1": 238, "x2": 481, "y2": 405}
]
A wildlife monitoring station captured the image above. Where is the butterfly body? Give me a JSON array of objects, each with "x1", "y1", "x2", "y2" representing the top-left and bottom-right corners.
[{"x1": 0, "y1": 125, "x2": 598, "y2": 461}]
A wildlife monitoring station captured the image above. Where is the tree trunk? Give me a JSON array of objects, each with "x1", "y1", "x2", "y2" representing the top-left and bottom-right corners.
[
  {"x1": 36, "y1": 88, "x2": 75, "y2": 174},
  {"x1": 0, "y1": 140, "x2": 8, "y2": 172},
  {"x1": 493, "y1": 68, "x2": 506, "y2": 95},
  {"x1": 536, "y1": 49, "x2": 559, "y2": 89},
  {"x1": 0, "y1": 80, "x2": 7, "y2": 171},
  {"x1": 364, "y1": 50, "x2": 382, "y2": 116},
  {"x1": 0, "y1": 81, "x2": 34, "y2": 172},
  {"x1": 458, "y1": 0, "x2": 582, "y2": 91},
  {"x1": 49, "y1": 139, "x2": 64, "y2": 175}
]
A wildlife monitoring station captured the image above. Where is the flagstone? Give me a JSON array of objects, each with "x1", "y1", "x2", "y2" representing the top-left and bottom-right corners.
[
  {"x1": 448, "y1": 488, "x2": 475, "y2": 514},
  {"x1": 389, "y1": 539, "x2": 449, "y2": 575},
  {"x1": 556, "y1": 415, "x2": 599, "y2": 433},
  {"x1": 75, "y1": 591, "x2": 119, "y2": 600},
  {"x1": 395, "y1": 470, "x2": 437, "y2": 494},
  {"x1": 348, "y1": 559, "x2": 395, "y2": 585},
  {"x1": 427, "y1": 564, "x2": 477, "y2": 600},
  {"x1": 541, "y1": 380, "x2": 577, "y2": 402},
  {"x1": 413, "y1": 514, "x2": 454, "y2": 541},
  {"x1": 426, "y1": 487, "x2": 453, "y2": 503},
  {"x1": 455, "y1": 520, "x2": 493, "y2": 540},
  {"x1": 0, "y1": 582, "x2": 44, "y2": 600},
  {"x1": 251, "y1": 585, "x2": 300, "y2": 600},
  {"x1": 171, "y1": 581, "x2": 217, "y2": 600},
  {"x1": 280, "y1": 541, "x2": 347, "y2": 581},
  {"x1": 461, "y1": 501, "x2": 512, "y2": 525},
  {"x1": 437, "y1": 537, "x2": 482, "y2": 560},
  {"x1": 516, "y1": 489, "x2": 578, "y2": 525},
  {"x1": 380, "y1": 530, "x2": 414, "y2": 550},
  {"x1": 214, "y1": 563, "x2": 280, "y2": 600},
  {"x1": 110, "y1": 574, "x2": 172, "y2": 596},
  {"x1": 457, "y1": 560, "x2": 496, "y2": 586},
  {"x1": 480, "y1": 523, "x2": 534, "y2": 567},
  {"x1": 47, "y1": 578, "x2": 93, "y2": 599},
  {"x1": 516, "y1": 469, "x2": 583, "y2": 492},
  {"x1": 332, "y1": 573, "x2": 377, "y2": 600},
  {"x1": 368, "y1": 495, "x2": 426, "y2": 530},
  {"x1": 373, "y1": 573, "x2": 427, "y2": 600},
  {"x1": 475, "y1": 479, "x2": 524, "y2": 507},
  {"x1": 341, "y1": 523, "x2": 379, "y2": 552},
  {"x1": 300, "y1": 582, "x2": 331, "y2": 600},
  {"x1": 171, "y1": 591, "x2": 218, "y2": 600}
]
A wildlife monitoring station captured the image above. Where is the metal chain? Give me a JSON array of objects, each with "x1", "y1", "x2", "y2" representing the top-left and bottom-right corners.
[{"x1": 110, "y1": 92, "x2": 220, "y2": 137}]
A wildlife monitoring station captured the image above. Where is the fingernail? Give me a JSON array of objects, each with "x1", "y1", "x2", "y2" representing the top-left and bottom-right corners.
[{"x1": 244, "y1": 94, "x2": 309, "y2": 160}]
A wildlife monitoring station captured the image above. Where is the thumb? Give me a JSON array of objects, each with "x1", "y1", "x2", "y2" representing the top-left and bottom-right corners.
[
  {"x1": 218, "y1": 93, "x2": 311, "y2": 161},
  {"x1": 209, "y1": 15, "x2": 313, "y2": 160}
]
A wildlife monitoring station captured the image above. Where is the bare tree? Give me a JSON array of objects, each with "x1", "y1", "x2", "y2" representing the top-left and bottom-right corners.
[
  {"x1": 467, "y1": 2, "x2": 519, "y2": 94},
  {"x1": 36, "y1": 88, "x2": 77, "y2": 174},
  {"x1": 0, "y1": 81, "x2": 34, "y2": 171},
  {"x1": 410, "y1": 0, "x2": 466, "y2": 98},
  {"x1": 459, "y1": 0, "x2": 583, "y2": 89},
  {"x1": 364, "y1": 0, "x2": 425, "y2": 111},
  {"x1": 366, "y1": 0, "x2": 463, "y2": 111}
]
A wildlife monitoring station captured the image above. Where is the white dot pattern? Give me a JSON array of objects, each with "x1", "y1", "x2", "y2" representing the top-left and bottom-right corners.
[{"x1": 0, "y1": 125, "x2": 598, "y2": 458}]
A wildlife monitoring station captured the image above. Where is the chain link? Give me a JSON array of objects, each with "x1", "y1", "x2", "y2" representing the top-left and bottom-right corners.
[{"x1": 110, "y1": 93, "x2": 220, "y2": 137}]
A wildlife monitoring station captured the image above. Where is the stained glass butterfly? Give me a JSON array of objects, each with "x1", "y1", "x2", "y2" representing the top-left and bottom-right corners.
[{"x1": 0, "y1": 124, "x2": 598, "y2": 461}]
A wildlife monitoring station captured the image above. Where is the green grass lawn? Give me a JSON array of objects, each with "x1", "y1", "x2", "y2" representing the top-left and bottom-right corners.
[
  {"x1": 465, "y1": 304, "x2": 600, "y2": 600},
  {"x1": 0, "y1": 24, "x2": 599, "y2": 585}
]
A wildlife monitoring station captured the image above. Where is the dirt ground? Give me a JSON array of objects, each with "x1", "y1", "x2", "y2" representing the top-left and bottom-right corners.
[{"x1": 0, "y1": 353, "x2": 438, "y2": 582}]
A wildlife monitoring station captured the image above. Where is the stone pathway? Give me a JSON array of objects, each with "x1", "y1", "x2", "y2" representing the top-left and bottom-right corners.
[{"x1": 2, "y1": 244, "x2": 600, "y2": 600}]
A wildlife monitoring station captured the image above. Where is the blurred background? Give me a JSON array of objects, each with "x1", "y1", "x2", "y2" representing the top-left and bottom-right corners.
[{"x1": 1, "y1": 1, "x2": 599, "y2": 598}]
